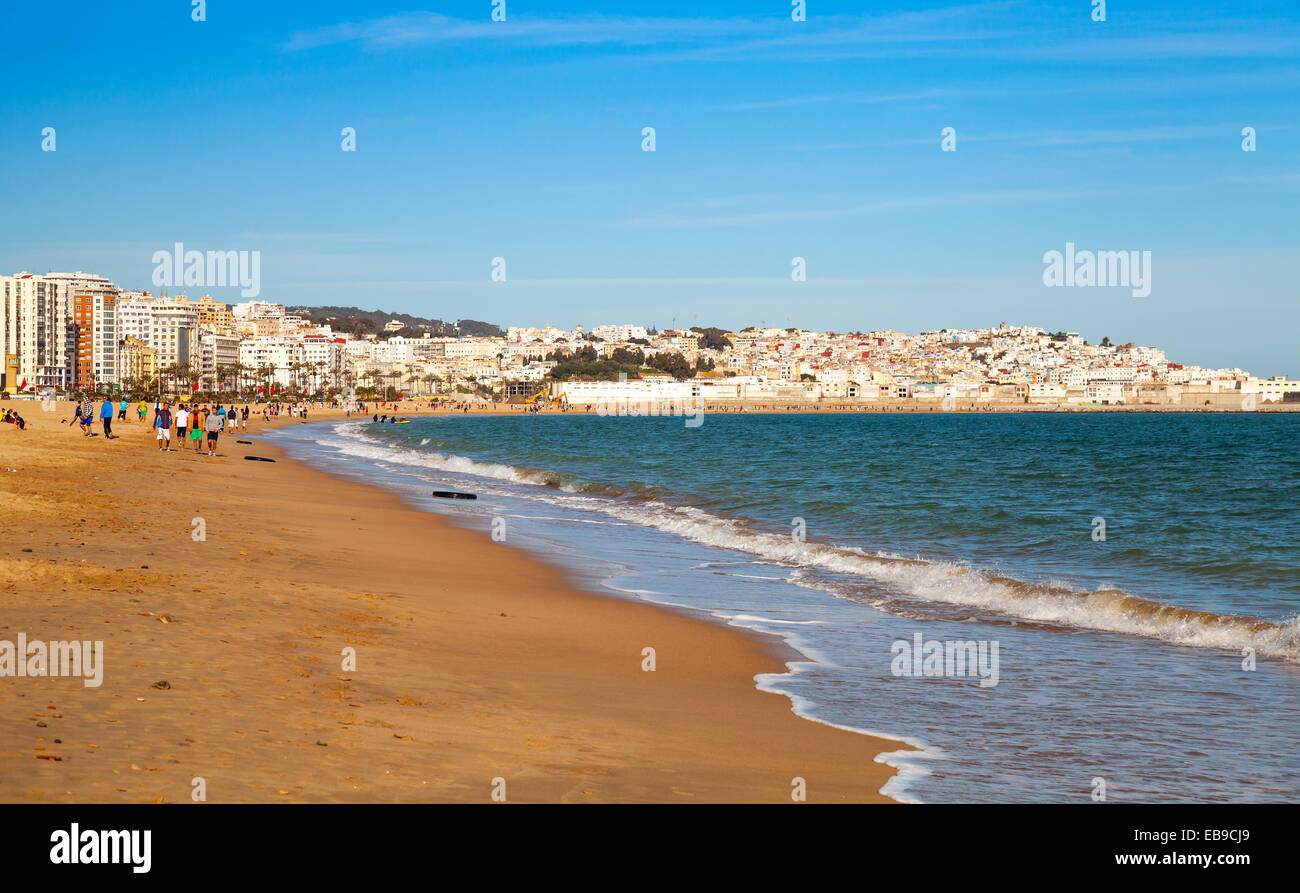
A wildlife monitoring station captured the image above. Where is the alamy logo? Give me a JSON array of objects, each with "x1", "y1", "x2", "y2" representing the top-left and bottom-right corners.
[
  {"x1": 1042, "y1": 242, "x2": 1151, "y2": 298},
  {"x1": 891, "y1": 632, "x2": 999, "y2": 687},
  {"x1": 152, "y1": 242, "x2": 261, "y2": 297},
  {"x1": 0, "y1": 634, "x2": 103, "y2": 687},
  {"x1": 50, "y1": 824, "x2": 150, "y2": 873}
]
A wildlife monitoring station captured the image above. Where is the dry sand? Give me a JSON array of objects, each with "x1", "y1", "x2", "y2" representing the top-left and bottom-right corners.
[{"x1": 0, "y1": 402, "x2": 908, "y2": 803}]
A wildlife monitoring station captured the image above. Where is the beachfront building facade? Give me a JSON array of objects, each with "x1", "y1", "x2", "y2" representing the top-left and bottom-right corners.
[
  {"x1": 115, "y1": 292, "x2": 205, "y2": 379},
  {"x1": 148, "y1": 306, "x2": 199, "y2": 371},
  {"x1": 238, "y1": 338, "x2": 297, "y2": 390},
  {"x1": 63, "y1": 274, "x2": 122, "y2": 389},
  {"x1": 117, "y1": 336, "x2": 158, "y2": 383},
  {"x1": 198, "y1": 332, "x2": 241, "y2": 391},
  {"x1": 0, "y1": 273, "x2": 76, "y2": 393},
  {"x1": 553, "y1": 377, "x2": 702, "y2": 411},
  {"x1": 66, "y1": 280, "x2": 122, "y2": 389}
]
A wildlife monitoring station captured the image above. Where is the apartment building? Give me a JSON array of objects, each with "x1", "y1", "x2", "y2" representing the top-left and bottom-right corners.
[
  {"x1": 117, "y1": 336, "x2": 158, "y2": 383},
  {"x1": 198, "y1": 331, "x2": 242, "y2": 389},
  {"x1": 0, "y1": 273, "x2": 75, "y2": 391}
]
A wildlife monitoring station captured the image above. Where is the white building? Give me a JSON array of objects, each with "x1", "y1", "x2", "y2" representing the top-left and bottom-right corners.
[
  {"x1": 590, "y1": 324, "x2": 649, "y2": 342},
  {"x1": 1243, "y1": 377, "x2": 1300, "y2": 403},
  {"x1": 553, "y1": 378, "x2": 701, "y2": 409},
  {"x1": 239, "y1": 337, "x2": 297, "y2": 388},
  {"x1": 0, "y1": 273, "x2": 75, "y2": 391},
  {"x1": 48, "y1": 272, "x2": 121, "y2": 386},
  {"x1": 199, "y1": 332, "x2": 242, "y2": 389}
]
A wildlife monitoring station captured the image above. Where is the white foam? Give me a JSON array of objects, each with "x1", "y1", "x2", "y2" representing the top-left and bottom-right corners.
[
  {"x1": 319, "y1": 425, "x2": 1300, "y2": 664},
  {"x1": 755, "y1": 666, "x2": 944, "y2": 803}
]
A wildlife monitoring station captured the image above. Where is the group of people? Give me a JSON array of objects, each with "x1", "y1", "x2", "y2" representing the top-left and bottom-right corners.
[
  {"x1": 62, "y1": 397, "x2": 253, "y2": 449},
  {"x1": 2, "y1": 407, "x2": 26, "y2": 430},
  {"x1": 149, "y1": 402, "x2": 250, "y2": 454},
  {"x1": 260, "y1": 402, "x2": 313, "y2": 420},
  {"x1": 70, "y1": 397, "x2": 122, "y2": 438}
]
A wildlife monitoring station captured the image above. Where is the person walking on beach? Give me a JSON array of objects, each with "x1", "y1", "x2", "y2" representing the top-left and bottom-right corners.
[
  {"x1": 190, "y1": 405, "x2": 205, "y2": 453},
  {"x1": 241, "y1": 405, "x2": 249, "y2": 432},
  {"x1": 99, "y1": 396, "x2": 115, "y2": 438},
  {"x1": 118, "y1": 398, "x2": 128, "y2": 422},
  {"x1": 78, "y1": 395, "x2": 94, "y2": 436},
  {"x1": 175, "y1": 404, "x2": 190, "y2": 446},
  {"x1": 205, "y1": 404, "x2": 225, "y2": 456},
  {"x1": 138, "y1": 400, "x2": 148, "y2": 422},
  {"x1": 155, "y1": 403, "x2": 173, "y2": 451}
]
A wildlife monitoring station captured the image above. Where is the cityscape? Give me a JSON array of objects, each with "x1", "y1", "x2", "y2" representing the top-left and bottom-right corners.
[
  {"x1": 3, "y1": 269, "x2": 1295, "y2": 410},
  {"x1": 4, "y1": 0, "x2": 1299, "y2": 866}
]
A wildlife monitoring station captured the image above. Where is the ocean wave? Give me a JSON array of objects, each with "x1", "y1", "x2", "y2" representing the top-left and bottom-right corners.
[{"x1": 331, "y1": 422, "x2": 1300, "y2": 663}]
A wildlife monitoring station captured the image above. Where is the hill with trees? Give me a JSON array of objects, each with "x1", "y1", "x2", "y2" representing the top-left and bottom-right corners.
[{"x1": 290, "y1": 306, "x2": 503, "y2": 338}]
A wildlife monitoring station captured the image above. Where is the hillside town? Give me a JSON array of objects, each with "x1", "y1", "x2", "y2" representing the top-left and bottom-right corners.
[{"x1": 2, "y1": 270, "x2": 1296, "y2": 409}]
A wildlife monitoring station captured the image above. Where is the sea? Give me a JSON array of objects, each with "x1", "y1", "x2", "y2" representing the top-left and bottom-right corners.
[{"x1": 265, "y1": 411, "x2": 1300, "y2": 803}]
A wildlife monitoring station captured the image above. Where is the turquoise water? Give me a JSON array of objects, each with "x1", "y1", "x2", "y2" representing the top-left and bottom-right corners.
[{"x1": 268, "y1": 412, "x2": 1300, "y2": 802}]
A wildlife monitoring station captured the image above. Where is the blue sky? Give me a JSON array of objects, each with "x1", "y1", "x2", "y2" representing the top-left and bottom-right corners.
[{"x1": 2, "y1": 1, "x2": 1297, "y2": 374}]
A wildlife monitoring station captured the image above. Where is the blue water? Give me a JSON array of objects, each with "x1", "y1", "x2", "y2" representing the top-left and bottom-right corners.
[{"x1": 267, "y1": 412, "x2": 1300, "y2": 802}]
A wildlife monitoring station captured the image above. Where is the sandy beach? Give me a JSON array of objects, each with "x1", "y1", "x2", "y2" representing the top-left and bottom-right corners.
[{"x1": 0, "y1": 402, "x2": 907, "y2": 803}]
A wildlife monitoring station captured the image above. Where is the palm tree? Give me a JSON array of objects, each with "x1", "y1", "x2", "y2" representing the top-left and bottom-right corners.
[
  {"x1": 228, "y1": 361, "x2": 245, "y2": 395},
  {"x1": 159, "y1": 363, "x2": 181, "y2": 396},
  {"x1": 255, "y1": 363, "x2": 274, "y2": 399},
  {"x1": 358, "y1": 369, "x2": 377, "y2": 397}
]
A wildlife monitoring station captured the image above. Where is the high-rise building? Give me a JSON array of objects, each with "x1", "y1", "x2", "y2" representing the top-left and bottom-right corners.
[
  {"x1": 0, "y1": 273, "x2": 75, "y2": 392},
  {"x1": 198, "y1": 331, "x2": 241, "y2": 390},
  {"x1": 176, "y1": 294, "x2": 234, "y2": 334},
  {"x1": 150, "y1": 306, "x2": 198, "y2": 370},
  {"x1": 46, "y1": 272, "x2": 122, "y2": 389},
  {"x1": 117, "y1": 336, "x2": 158, "y2": 384}
]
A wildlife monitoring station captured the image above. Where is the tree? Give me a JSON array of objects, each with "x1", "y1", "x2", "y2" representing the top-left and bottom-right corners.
[
  {"x1": 695, "y1": 327, "x2": 732, "y2": 351},
  {"x1": 256, "y1": 363, "x2": 276, "y2": 397}
]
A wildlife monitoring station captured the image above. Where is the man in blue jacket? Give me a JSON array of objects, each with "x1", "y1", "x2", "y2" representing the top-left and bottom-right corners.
[{"x1": 99, "y1": 397, "x2": 115, "y2": 439}]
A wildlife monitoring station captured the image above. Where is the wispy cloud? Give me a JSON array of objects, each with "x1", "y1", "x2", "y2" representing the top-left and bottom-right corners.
[
  {"x1": 281, "y1": 4, "x2": 1021, "y2": 56},
  {"x1": 624, "y1": 187, "x2": 1102, "y2": 229},
  {"x1": 722, "y1": 69, "x2": 1300, "y2": 113},
  {"x1": 722, "y1": 88, "x2": 966, "y2": 112},
  {"x1": 281, "y1": 12, "x2": 776, "y2": 53},
  {"x1": 279, "y1": 276, "x2": 786, "y2": 288},
  {"x1": 782, "y1": 123, "x2": 1288, "y2": 153},
  {"x1": 238, "y1": 232, "x2": 411, "y2": 244},
  {"x1": 282, "y1": 7, "x2": 1300, "y2": 66}
]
